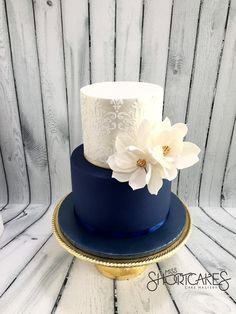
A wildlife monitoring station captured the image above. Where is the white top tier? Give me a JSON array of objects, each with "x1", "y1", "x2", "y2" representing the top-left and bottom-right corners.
[{"x1": 80, "y1": 81, "x2": 163, "y2": 168}]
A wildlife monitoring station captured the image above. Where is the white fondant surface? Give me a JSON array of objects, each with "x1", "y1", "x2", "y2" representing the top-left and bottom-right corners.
[
  {"x1": 80, "y1": 81, "x2": 163, "y2": 99},
  {"x1": 80, "y1": 81, "x2": 163, "y2": 167}
]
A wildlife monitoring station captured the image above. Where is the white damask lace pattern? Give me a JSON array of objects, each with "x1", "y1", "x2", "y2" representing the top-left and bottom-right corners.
[{"x1": 80, "y1": 95, "x2": 162, "y2": 168}]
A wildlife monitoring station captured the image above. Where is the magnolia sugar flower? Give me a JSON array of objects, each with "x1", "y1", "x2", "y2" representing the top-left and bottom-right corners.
[{"x1": 107, "y1": 118, "x2": 200, "y2": 195}]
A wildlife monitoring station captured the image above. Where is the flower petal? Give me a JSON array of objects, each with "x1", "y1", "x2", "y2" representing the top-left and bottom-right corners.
[
  {"x1": 161, "y1": 117, "x2": 171, "y2": 130},
  {"x1": 172, "y1": 123, "x2": 188, "y2": 138},
  {"x1": 107, "y1": 154, "x2": 136, "y2": 173},
  {"x1": 150, "y1": 147, "x2": 174, "y2": 170},
  {"x1": 114, "y1": 152, "x2": 136, "y2": 169},
  {"x1": 162, "y1": 164, "x2": 178, "y2": 180},
  {"x1": 148, "y1": 145, "x2": 163, "y2": 158},
  {"x1": 147, "y1": 165, "x2": 163, "y2": 195},
  {"x1": 129, "y1": 167, "x2": 147, "y2": 190},
  {"x1": 127, "y1": 145, "x2": 146, "y2": 159},
  {"x1": 175, "y1": 142, "x2": 201, "y2": 169},
  {"x1": 107, "y1": 154, "x2": 118, "y2": 170},
  {"x1": 167, "y1": 136, "x2": 183, "y2": 156},
  {"x1": 151, "y1": 130, "x2": 172, "y2": 147},
  {"x1": 146, "y1": 163, "x2": 152, "y2": 184},
  {"x1": 112, "y1": 171, "x2": 132, "y2": 183}
]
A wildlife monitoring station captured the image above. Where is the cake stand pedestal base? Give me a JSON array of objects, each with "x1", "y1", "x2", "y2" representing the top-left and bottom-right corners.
[
  {"x1": 52, "y1": 197, "x2": 192, "y2": 280},
  {"x1": 96, "y1": 264, "x2": 147, "y2": 280}
]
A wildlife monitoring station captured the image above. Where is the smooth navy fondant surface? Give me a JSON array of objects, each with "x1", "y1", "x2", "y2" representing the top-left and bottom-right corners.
[
  {"x1": 58, "y1": 192, "x2": 186, "y2": 258},
  {"x1": 71, "y1": 145, "x2": 171, "y2": 235}
]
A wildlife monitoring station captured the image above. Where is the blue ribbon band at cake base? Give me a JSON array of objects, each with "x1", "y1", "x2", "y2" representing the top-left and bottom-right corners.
[{"x1": 74, "y1": 208, "x2": 169, "y2": 239}]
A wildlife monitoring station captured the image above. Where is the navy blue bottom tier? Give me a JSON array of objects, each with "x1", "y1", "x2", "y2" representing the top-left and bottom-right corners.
[
  {"x1": 58, "y1": 192, "x2": 186, "y2": 259},
  {"x1": 71, "y1": 145, "x2": 171, "y2": 236}
]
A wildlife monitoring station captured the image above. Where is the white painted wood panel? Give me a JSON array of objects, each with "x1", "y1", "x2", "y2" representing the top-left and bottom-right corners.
[
  {"x1": 0, "y1": 213, "x2": 3, "y2": 237},
  {"x1": 0, "y1": 203, "x2": 49, "y2": 249},
  {"x1": 190, "y1": 206, "x2": 236, "y2": 257},
  {"x1": 164, "y1": 0, "x2": 201, "y2": 123},
  {"x1": 198, "y1": 206, "x2": 236, "y2": 233},
  {"x1": 61, "y1": 0, "x2": 90, "y2": 152},
  {"x1": 115, "y1": 0, "x2": 143, "y2": 81},
  {"x1": 1, "y1": 204, "x2": 28, "y2": 224},
  {"x1": 0, "y1": 204, "x2": 54, "y2": 296},
  {"x1": 33, "y1": 0, "x2": 71, "y2": 203},
  {"x1": 200, "y1": 0, "x2": 236, "y2": 207},
  {"x1": 178, "y1": 0, "x2": 229, "y2": 206},
  {"x1": 0, "y1": 0, "x2": 29, "y2": 207},
  {"x1": 0, "y1": 237, "x2": 73, "y2": 314},
  {"x1": 163, "y1": 0, "x2": 201, "y2": 193},
  {"x1": 224, "y1": 207, "x2": 236, "y2": 218},
  {"x1": 158, "y1": 247, "x2": 236, "y2": 313},
  {"x1": 116, "y1": 263, "x2": 178, "y2": 313},
  {"x1": 90, "y1": 0, "x2": 115, "y2": 82},
  {"x1": 188, "y1": 224, "x2": 236, "y2": 299},
  {"x1": 55, "y1": 260, "x2": 114, "y2": 314},
  {"x1": 222, "y1": 119, "x2": 236, "y2": 208},
  {"x1": 5, "y1": 0, "x2": 50, "y2": 205},
  {"x1": 140, "y1": 0, "x2": 172, "y2": 87},
  {"x1": 0, "y1": 148, "x2": 8, "y2": 207}
]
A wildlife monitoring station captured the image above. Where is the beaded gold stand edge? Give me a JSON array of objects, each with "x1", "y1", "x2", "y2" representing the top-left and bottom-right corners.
[{"x1": 52, "y1": 196, "x2": 192, "y2": 269}]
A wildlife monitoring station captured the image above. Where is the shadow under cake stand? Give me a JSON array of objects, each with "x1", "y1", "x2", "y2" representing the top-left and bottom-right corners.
[{"x1": 52, "y1": 198, "x2": 192, "y2": 280}]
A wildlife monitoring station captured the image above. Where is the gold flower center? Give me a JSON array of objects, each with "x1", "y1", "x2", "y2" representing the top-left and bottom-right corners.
[
  {"x1": 162, "y1": 145, "x2": 171, "y2": 156},
  {"x1": 136, "y1": 159, "x2": 146, "y2": 168}
]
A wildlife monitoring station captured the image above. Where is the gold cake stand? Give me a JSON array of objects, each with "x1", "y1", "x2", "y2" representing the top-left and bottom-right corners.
[{"x1": 52, "y1": 198, "x2": 192, "y2": 280}]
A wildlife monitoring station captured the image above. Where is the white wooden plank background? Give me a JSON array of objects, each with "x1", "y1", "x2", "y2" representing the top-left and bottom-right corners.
[
  {"x1": 0, "y1": 0, "x2": 53, "y2": 252},
  {"x1": 115, "y1": 0, "x2": 143, "y2": 81},
  {"x1": 178, "y1": 0, "x2": 230, "y2": 206},
  {"x1": 61, "y1": 0, "x2": 90, "y2": 151},
  {"x1": 0, "y1": 148, "x2": 7, "y2": 208},
  {"x1": 0, "y1": 0, "x2": 29, "y2": 222},
  {"x1": 116, "y1": 264, "x2": 179, "y2": 313},
  {"x1": 0, "y1": 204, "x2": 55, "y2": 296},
  {"x1": 140, "y1": 0, "x2": 172, "y2": 87},
  {"x1": 90, "y1": 0, "x2": 115, "y2": 82},
  {"x1": 5, "y1": 0, "x2": 50, "y2": 206},
  {"x1": 0, "y1": 0, "x2": 235, "y2": 313},
  {"x1": 158, "y1": 246, "x2": 235, "y2": 313},
  {"x1": 222, "y1": 119, "x2": 236, "y2": 209},
  {"x1": 33, "y1": 0, "x2": 71, "y2": 203},
  {"x1": 199, "y1": 0, "x2": 236, "y2": 207},
  {"x1": 163, "y1": 0, "x2": 201, "y2": 194},
  {"x1": 55, "y1": 261, "x2": 114, "y2": 314}
]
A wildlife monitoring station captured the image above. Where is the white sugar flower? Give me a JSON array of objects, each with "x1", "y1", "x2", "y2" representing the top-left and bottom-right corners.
[
  {"x1": 107, "y1": 118, "x2": 200, "y2": 195},
  {"x1": 107, "y1": 119, "x2": 167, "y2": 195},
  {"x1": 148, "y1": 118, "x2": 200, "y2": 180},
  {"x1": 107, "y1": 136, "x2": 164, "y2": 195}
]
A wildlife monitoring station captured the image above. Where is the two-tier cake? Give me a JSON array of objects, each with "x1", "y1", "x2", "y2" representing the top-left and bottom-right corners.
[
  {"x1": 72, "y1": 81, "x2": 170, "y2": 237},
  {"x1": 57, "y1": 81, "x2": 200, "y2": 258}
]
